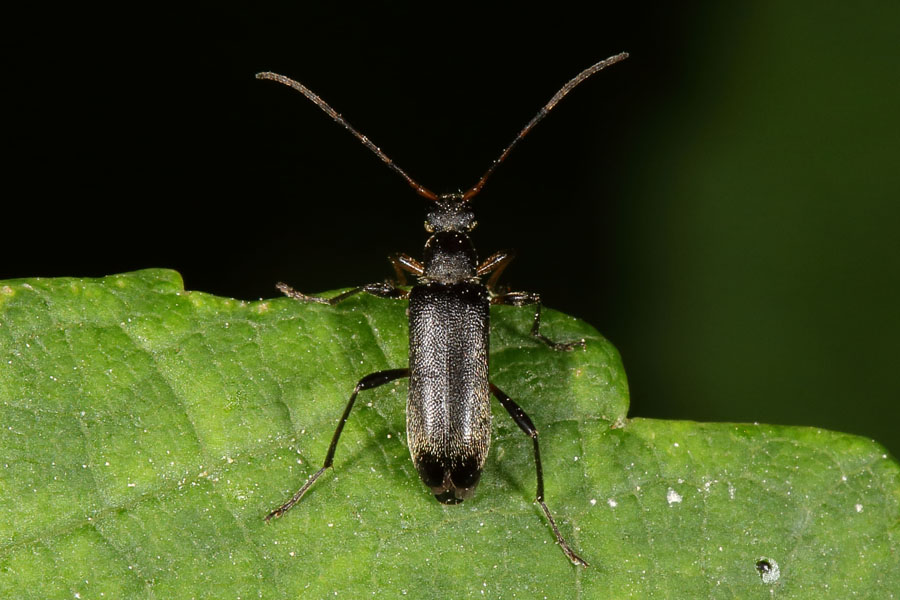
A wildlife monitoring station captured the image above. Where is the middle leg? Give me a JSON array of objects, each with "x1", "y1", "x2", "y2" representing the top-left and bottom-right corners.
[{"x1": 491, "y1": 291, "x2": 585, "y2": 351}]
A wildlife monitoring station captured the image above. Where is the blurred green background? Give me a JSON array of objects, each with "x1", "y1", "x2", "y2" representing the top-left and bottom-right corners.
[
  {"x1": 612, "y1": 3, "x2": 900, "y2": 455},
  {"x1": 5, "y1": 3, "x2": 899, "y2": 455}
]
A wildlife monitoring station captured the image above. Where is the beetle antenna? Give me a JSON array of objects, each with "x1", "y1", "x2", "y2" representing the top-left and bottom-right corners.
[
  {"x1": 462, "y1": 52, "x2": 629, "y2": 202},
  {"x1": 256, "y1": 72, "x2": 440, "y2": 202}
]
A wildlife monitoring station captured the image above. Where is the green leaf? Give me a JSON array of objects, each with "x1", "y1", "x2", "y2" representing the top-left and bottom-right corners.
[{"x1": 1, "y1": 269, "x2": 897, "y2": 598}]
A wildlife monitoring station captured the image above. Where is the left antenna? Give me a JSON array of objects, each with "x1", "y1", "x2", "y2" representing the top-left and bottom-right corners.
[{"x1": 256, "y1": 72, "x2": 439, "y2": 202}]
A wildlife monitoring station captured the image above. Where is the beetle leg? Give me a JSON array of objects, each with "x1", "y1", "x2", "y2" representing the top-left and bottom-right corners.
[
  {"x1": 266, "y1": 368, "x2": 410, "y2": 521},
  {"x1": 490, "y1": 382, "x2": 588, "y2": 567},
  {"x1": 389, "y1": 252, "x2": 425, "y2": 286},
  {"x1": 476, "y1": 249, "x2": 516, "y2": 291},
  {"x1": 277, "y1": 281, "x2": 408, "y2": 305},
  {"x1": 491, "y1": 291, "x2": 585, "y2": 350}
]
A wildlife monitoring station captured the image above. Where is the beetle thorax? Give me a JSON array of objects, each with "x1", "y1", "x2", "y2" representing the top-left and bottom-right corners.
[{"x1": 422, "y1": 232, "x2": 478, "y2": 283}]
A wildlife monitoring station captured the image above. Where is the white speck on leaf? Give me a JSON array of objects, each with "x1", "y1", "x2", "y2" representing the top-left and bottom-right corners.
[{"x1": 757, "y1": 558, "x2": 780, "y2": 584}]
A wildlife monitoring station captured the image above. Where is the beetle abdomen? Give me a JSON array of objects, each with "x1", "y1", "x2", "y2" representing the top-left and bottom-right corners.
[{"x1": 407, "y1": 281, "x2": 491, "y2": 503}]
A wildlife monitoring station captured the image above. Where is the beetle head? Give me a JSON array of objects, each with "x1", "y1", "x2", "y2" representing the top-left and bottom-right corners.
[{"x1": 424, "y1": 193, "x2": 477, "y2": 233}]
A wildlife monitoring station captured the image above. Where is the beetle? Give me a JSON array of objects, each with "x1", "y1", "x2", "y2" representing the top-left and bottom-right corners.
[{"x1": 258, "y1": 52, "x2": 628, "y2": 566}]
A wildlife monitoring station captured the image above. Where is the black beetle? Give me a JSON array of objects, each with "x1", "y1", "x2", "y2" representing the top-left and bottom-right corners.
[{"x1": 259, "y1": 53, "x2": 628, "y2": 566}]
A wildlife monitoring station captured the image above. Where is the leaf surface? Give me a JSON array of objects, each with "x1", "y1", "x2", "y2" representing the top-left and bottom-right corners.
[{"x1": 0, "y1": 269, "x2": 897, "y2": 598}]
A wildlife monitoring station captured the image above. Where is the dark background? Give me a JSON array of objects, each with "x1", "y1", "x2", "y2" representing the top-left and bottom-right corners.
[{"x1": 5, "y1": 3, "x2": 899, "y2": 455}]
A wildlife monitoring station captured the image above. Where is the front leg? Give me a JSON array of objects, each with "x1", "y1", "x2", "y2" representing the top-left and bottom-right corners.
[
  {"x1": 491, "y1": 291, "x2": 585, "y2": 351},
  {"x1": 388, "y1": 252, "x2": 425, "y2": 287},
  {"x1": 277, "y1": 281, "x2": 408, "y2": 305},
  {"x1": 476, "y1": 249, "x2": 516, "y2": 291}
]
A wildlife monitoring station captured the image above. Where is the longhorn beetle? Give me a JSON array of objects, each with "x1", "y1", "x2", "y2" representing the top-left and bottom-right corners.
[{"x1": 258, "y1": 52, "x2": 628, "y2": 566}]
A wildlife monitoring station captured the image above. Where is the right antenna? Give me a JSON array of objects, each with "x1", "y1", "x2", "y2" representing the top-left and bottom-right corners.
[{"x1": 462, "y1": 52, "x2": 629, "y2": 202}]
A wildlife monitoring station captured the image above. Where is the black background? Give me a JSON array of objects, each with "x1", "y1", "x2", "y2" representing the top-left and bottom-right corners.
[{"x1": 5, "y1": 3, "x2": 899, "y2": 455}]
